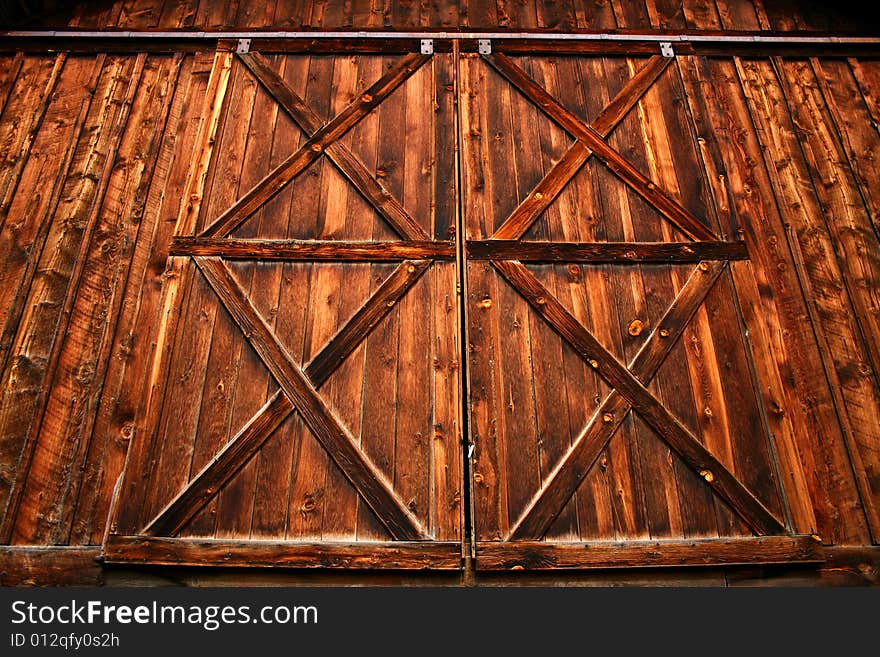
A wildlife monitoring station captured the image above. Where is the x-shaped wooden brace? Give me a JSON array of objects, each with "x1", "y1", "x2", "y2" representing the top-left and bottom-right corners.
[
  {"x1": 479, "y1": 54, "x2": 785, "y2": 539},
  {"x1": 146, "y1": 51, "x2": 436, "y2": 541}
]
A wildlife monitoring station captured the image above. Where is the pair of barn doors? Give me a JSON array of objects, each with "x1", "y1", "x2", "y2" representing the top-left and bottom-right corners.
[{"x1": 105, "y1": 44, "x2": 820, "y2": 571}]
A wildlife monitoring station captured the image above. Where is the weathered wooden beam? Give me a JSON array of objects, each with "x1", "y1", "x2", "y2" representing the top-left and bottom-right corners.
[
  {"x1": 104, "y1": 536, "x2": 462, "y2": 569},
  {"x1": 468, "y1": 241, "x2": 748, "y2": 262},
  {"x1": 171, "y1": 237, "x2": 454, "y2": 260},
  {"x1": 0, "y1": 546, "x2": 102, "y2": 585}
]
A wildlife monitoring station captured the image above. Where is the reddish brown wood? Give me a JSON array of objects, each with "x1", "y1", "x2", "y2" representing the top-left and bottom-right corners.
[
  {"x1": 491, "y1": 56, "x2": 671, "y2": 240},
  {"x1": 509, "y1": 260, "x2": 727, "y2": 540},
  {"x1": 468, "y1": 240, "x2": 747, "y2": 262},
  {"x1": 476, "y1": 535, "x2": 823, "y2": 570},
  {"x1": 483, "y1": 52, "x2": 717, "y2": 242},
  {"x1": 194, "y1": 255, "x2": 428, "y2": 540},
  {"x1": 104, "y1": 536, "x2": 462, "y2": 569},
  {"x1": 493, "y1": 259, "x2": 786, "y2": 536},
  {"x1": 201, "y1": 52, "x2": 430, "y2": 238},
  {"x1": 0, "y1": 547, "x2": 102, "y2": 585},
  {"x1": 239, "y1": 51, "x2": 429, "y2": 240},
  {"x1": 171, "y1": 237, "x2": 454, "y2": 260}
]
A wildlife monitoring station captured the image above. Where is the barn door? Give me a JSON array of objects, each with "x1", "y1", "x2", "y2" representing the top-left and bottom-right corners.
[
  {"x1": 104, "y1": 48, "x2": 463, "y2": 569},
  {"x1": 105, "y1": 44, "x2": 822, "y2": 572},
  {"x1": 460, "y1": 51, "x2": 819, "y2": 569}
]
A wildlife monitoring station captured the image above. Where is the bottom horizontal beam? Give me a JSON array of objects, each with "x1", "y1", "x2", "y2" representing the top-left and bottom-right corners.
[
  {"x1": 475, "y1": 536, "x2": 825, "y2": 570},
  {"x1": 103, "y1": 536, "x2": 463, "y2": 570}
]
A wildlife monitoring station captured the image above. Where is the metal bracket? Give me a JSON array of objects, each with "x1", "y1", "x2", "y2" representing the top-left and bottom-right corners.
[
  {"x1": 659, "y1": 41, "x2": 674, "y2": 58},
  {"x1": 478, "y1": 39, "x2": 492, "y2": 55},
  {"x1": 236, "y1": 38, "x2": 251, "y2": 54},
  {"x1": 420, "y1": 39, "x2": 434, "y2": 55}
]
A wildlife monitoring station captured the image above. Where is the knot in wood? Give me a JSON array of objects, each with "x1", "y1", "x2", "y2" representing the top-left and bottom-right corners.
[{"x1": 628, "y1": 319, "x2": 644, "y2": 336}]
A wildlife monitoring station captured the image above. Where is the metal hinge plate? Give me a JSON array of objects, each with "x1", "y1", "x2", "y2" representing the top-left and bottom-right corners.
[
  {"x1": 478, "y1": 39, "x2": 492, "y2": 55},
  {"x1": 660, "y1": 41, "x2": 674, "y2": 58},
  {"x1": 420, "y1": 39, "x2": 434, "y2": 54},
  {"x1": 236, "y1": 38, "x2": 251, "y2": 54}
]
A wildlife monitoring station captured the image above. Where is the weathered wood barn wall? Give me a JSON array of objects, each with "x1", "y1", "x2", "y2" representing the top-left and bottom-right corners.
[{"x1": 0, "y1": 0, "x2": 878, "y2": 585}]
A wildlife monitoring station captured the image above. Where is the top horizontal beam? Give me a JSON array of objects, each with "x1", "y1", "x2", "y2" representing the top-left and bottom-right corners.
[{"x1": 2, "y1": 29, "x2": 880, "y2": 56}]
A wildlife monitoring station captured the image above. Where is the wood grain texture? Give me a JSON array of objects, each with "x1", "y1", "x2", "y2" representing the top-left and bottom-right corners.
[
  {"x1": 201, "y1": 53, "x2": 430, "y2": 238},
  {"x1": 483, "y1": 52, "x2": 716, "y2": 241},
  {"x1": 510, "y1": 261, "x2": 727, "y2": 540},
  {"x1": 171, "y1": 237, "x2": 454, "y2": 260},
  {"x1": 105, "y1": 536, "x2": 462, "y2": 569},
  {"x1": 13, "y1": 54, "x2": 182, "y2": 546},
  {"x1": 194, "y1": 256, "x2": 428, "y2": 540},
  {"x1": 476, "y1": 535, "x2": 824, "y2": 570},
  {"x1": 491, "y1": 56, "x2": 671, "y2": 240},
  {"x1": 493, "y1": 259, "x2": 785, "y2": 536},
  {"x1": 468, "y1": 240, "x2": 747, "y2": 262},
  {"x1": 1, "y1": 55, "x2": 142, "y2": 544},
  {"x1": 110, "y1": 50, "x2": 234, "y2": 536},
  {"x1": 239, "y1": 50, "x2": 428, "y2": 240}
]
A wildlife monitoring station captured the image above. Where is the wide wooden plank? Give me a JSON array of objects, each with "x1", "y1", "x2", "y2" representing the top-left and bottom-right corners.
[
  {"x1": 194, "y1": 256, "x2": 427, "y2": 540},
  {"x1": 476, "y1": 535, "x2": 823, "y2": 570},
  {"x1": 483, "y1": 52, "x2": 717, "y2": 242},
  {"x1": 105, "y1": 536, "x2": 462, "y2": 569},
  {"x1": 0, "y1": 547, "x2": 102, "y2": 585},
  {"x1": 510, "y1": 260, "x2": 726, "y2": 540},
  {"x1": 468, "y1": 240, "x2": 747, "y2": 262},
  {"x1": 732, "y1": 56, "x2": 876, "y2": 543},
  {"x1": 201, "y1": 52, "x2": 430, "y2": 238},
  {"x1": 0, "y1": 55, "x2": 65, "y2": 221},
  {"x1": 239, "y1": 51, "x2": 428, "y2": 240},
  {"x1": 493, "y1": 259, "x2": 786, "y2": 536}
]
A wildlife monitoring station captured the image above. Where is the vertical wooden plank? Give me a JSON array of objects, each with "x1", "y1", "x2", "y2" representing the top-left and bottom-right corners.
[
  {"x1": 72, "y1": 54, "x2": 205, "y2": 546},
  {"x1": 0, "y1": 53, "x2": 25, "y2": 117},
  {"x1": 355, "y1": 54, "x2": 403, "y2": 541},
  {"x1": 211, "y1": 55, "x2": 283, "y2": 540},
  {"x1": 144, "y1": 58, "x2": 257, "y2": 537},
  {"x1": 158, "y1": 0, "x2": 199, "y2": 27},
  {"x1": 0, "y1": 55, "x2": 140, "y2": 544},
  {"x1": 13, "y1": 55, "x2": 182, "y2": 546},
  {"x1": 391, "y1": 58, "x2": 434, "y2": 536},
  {"x1": 460, "y1": 54, "x2": 507, "y2": 541},
  {"x1": 110, "y1": 50, "x2": 233, "y2": 536}
]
